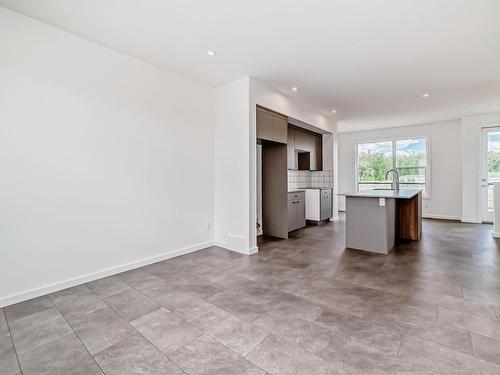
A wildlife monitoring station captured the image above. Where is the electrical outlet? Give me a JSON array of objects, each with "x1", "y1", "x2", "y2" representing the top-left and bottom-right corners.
[{"x1": 207, "y1": 222, "x2": 212, "y2": 231}]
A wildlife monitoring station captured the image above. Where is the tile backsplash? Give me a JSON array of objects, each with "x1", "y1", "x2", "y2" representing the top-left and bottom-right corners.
[{"x1": 288, "y1": 170, "x2": 333, "y2": 190}]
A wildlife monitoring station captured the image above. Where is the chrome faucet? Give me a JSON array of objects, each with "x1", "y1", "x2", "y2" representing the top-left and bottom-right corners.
[{"x1": 385, "y1": 169, "x2": 400, "y2": 190}]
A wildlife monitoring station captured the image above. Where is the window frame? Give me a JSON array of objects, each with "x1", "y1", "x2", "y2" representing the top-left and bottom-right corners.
[{"x1": 354, "y1": 135, "x2": 431, "y2": 199}]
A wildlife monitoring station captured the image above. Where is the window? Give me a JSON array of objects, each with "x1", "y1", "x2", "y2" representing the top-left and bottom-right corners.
[{"x1": 356, "y1": 137, "x2": 429, "y2": 197}]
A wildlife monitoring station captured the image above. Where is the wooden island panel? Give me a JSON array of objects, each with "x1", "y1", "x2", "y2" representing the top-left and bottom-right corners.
[{"x1": 397, "y1": 192, "x2": 422, "y2": 240}]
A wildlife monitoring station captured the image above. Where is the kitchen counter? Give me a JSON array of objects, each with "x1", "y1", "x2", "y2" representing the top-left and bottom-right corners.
[
  {"x1": 343, "y1": 189, "x2": 422, "y2": 254},
  {"x1": 288, "y1": 189, "x2": 306, "y2": 193},
  {"x1": 340, "y1": 188, "x2": 420, "y2": 199}
]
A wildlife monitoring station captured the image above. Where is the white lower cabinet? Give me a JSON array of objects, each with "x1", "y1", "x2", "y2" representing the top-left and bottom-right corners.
[{"x1": 305, "y1": 188, "x2": 333, "y2": 221}]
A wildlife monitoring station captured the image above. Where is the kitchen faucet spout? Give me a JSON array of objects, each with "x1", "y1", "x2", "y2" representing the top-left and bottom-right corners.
[{"x1": 385, "y1": 169, "x2": 400, "y2": 190}]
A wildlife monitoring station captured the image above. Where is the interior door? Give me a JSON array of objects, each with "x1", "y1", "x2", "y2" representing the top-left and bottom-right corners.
[{"x1": 481, "y1": 127, "x2": 500, "y2": 223}]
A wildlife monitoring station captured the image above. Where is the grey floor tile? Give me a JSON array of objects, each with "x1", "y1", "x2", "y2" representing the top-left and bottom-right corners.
[
  {"x1": 0, "y1": 331, "x2": 21, "y2": 375},
  {"x1": 471, "y1": 332, "x2": 500, "y2": 366},
  {"x1": 406, "y1": 320, "x2": 473, "y2": 355},
  {"x1": 163, "y1": 273, "x2": 223, "y2": 299},
  {"x1": 342, "y1": 357, "x2": 433, "y2": 375},
  {"x1": 69, "y1": 307, "x2": 135, "y2": 355},
  {"x1": 125, "y1": 274, "x2": 166, "y2": 292},
  {"x1": 192, "y1": 307, "x2": 268, "y2": 356},
  {"x1": 478, "y1": 358, "x2": 500, "y2": 375},
  {"x1": 117, "y1": 268, "x2": 151, "y2": 285},
  {"x1": 0, "y1": 308, "x2": 7, "y2": 334},
  {"x1": 315, "y1": 306, "x2": 373, "y2": 334},
  {"x1": 264, "y1": 295, "x2": 324, "y2": 322},
  {"x1": 51, "y1": 285, "x2": 108, "y2": 321},
  {"x1": 398, "y1": 335, "x2": 481, "y2": 375},
  {"x1": 130, "y1": 308, "x2": 201, "y2": 355},
  {"x1": 4, "y1": 295, "x2": 54, "y2": 323},
  {"x1": 246, "y1": 334, "x2": 344, "y2": 374},
  {"x1": 438, "y1": 305, "x2": 500, "y2": 339},
  {"x1": 94, "y1": 334, "x2": 182, "y2": 375},
  {"x1": 3, "y1": 218, "x2": 500, "y2": 375},
  {"x1": 254, "y1": 313, "x2": 331, "y2": 356},
  {"x1": 9, "y1": 307, "x2": 72, "y2": 359},
  {"x1": 321, "y1": 329, "x2": 399, "y2": 370},
  {"x1": 170, "y1": 334, "x2": 266, "y2": 375},
  {"x1": 19, "y1": 333, "x2": 102, "y2": 375},
  {"x1": 207, "y1": 290, "x2": 270, "y2": 322},
  {"x1": 145, "y1": 284, "x2": 216, "y2": 322},
  {"x1": 103, "y1": 287, "x2": 159, "y2": 322},
  {"x1": 86, "y1": 276, "x2": 131, "y2": 298},
  {"x1": 432, "y1": 295, "x2": 498, "y2": 321}
]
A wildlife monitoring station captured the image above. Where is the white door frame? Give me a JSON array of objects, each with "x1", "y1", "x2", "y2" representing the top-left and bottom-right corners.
[{"x1": 480, "y1": 126, "x2": 500, "y2": 223}]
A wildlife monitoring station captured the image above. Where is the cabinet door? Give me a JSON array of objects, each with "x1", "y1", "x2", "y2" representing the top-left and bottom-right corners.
[
  {"x1": 309, "y1": 134, "x2": 317, "y2": 170},
  {"x1": 256, "y1": 109, "x2": 273, "y2": 141},
  {"x1": 294, "y1": 129, "x2": 309, "y2": 151},
  {"x1": 296, "y1": 199, "x2": 306, "y2": 228},
  {"x1": 272, "y1": 116, "x2": 287, "y2": 144},
  {"x1": 287, "y1": 128, "x2": 295, "y2": 169},
  {"x1": 315, "y1": 135, "x2": 323, "y2": 171},
  {"x1": 287, "y1": 199, "x2": 296, "y2": 232}
]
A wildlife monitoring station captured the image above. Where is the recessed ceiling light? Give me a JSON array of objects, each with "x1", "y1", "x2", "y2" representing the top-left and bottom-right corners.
[
  {"x1": 331, "y1": 110, "x2": 337, "y2": 114},
  {"x1": 421, "y1": 116, "x2": 427, "y2": 120},
  {"x1": 421, "y1": 93, "x2": 430, "y2": 99},
  {"x1": 207, "y1": 50, "x2": 216, "y2": 56},
  {"x1": 291, "y1": 86, "x2": 299, "y2": 92}
]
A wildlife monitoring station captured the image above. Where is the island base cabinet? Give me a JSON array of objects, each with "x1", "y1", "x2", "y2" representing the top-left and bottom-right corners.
[
  {"x1": 397, "y1": 192, "x2": 422, "y2": 240},
  {"x1": 345, "y1": 197, "x2": 396, "y2": 254}
]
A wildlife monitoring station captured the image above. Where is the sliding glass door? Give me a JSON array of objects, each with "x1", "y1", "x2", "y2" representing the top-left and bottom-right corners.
[{"x1": 481, "y1": 127, "x2": 500, "y2": 223}]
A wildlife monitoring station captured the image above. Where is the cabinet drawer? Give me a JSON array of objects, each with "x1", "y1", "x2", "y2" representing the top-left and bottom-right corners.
[{"x1": 288, "y1": 192, "x2": 305, "y2": 201}]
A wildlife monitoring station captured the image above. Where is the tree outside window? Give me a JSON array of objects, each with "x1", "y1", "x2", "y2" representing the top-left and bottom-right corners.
[{"x1": 357, "y1": 137, "x2": 428, "y2": 196}]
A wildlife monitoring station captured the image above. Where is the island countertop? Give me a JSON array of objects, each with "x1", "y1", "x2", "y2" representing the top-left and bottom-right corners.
[{"x1": 340, "y1": 188, "x2": 422, "y2": 199}]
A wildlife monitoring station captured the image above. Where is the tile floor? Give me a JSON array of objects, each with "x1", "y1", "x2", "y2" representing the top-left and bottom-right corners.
[{"x1": 2, "y1": 215, "x2": 500, "y2": 374}]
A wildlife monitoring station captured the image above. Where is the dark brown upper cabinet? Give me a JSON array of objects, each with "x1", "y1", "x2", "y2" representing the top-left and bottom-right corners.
[
  {"x1": 294, "y1": 128, "x2": 309, "y2": 151},
  {"x1": 287, "y1": 127, "x2": 296, "y2": 170},
  {"x1": 256, "y1": 107, "x2": 287, "y2": 144},
  {"x1": 309, "y1": 133, "x2": 323, "y2": 171},
  {"x1": 287, "y1": 126, "x2": 323, "y2": 171}
]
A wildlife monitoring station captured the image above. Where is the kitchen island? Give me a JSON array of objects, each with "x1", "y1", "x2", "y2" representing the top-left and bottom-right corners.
[{"x1": 340, "y1": 188, "x2": 422, "y2": 254}]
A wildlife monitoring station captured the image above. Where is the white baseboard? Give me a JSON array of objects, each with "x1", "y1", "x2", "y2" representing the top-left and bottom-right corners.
[
  {"x1": 461, "y1": 218, "x2": 482, "y2": 224},
  {"x1": 0, "y1": 241, "x2": 214, "y2": 308},
  {"x1": 214, "y1": 241, "x2": 258, "y2": 255},
  {"x1": 422, "y1": 214, "x2": 461, "y2": 221}
]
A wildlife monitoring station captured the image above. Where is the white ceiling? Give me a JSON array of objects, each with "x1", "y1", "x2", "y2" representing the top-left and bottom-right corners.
[{"x1": 2, "y1": 0, "x2": 500, "y2": 132}]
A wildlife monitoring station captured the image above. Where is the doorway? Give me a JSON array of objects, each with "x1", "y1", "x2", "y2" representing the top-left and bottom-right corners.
[{"x1": 481, "y1": 126, "x2": 500, "y2": 223}]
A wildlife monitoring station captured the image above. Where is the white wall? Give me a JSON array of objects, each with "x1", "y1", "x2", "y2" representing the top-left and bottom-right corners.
[
  {"x1": 213, "y1": 77, "x2": 252, "y2": 253},
  {"x1": 338, "y1": 120, "x2": 462, "y2": 220},
  {"x1": 0, "y1": 8, "x2": 215, "y2": 306}
]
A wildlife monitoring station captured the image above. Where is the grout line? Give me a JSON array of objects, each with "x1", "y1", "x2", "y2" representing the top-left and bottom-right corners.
[
  {"x1": 396, "y1": 335, "x2": 404, "y2": 358},
  {"x1": 48, "y1": 294, "x2": 107, "y2": 375},
  {"x1": 492, "y1": 305, "x2": 499, "y2": 322},
  {"x1": 4, "y1": 308, "x2": 24, "y2": 375},
  {"x1": 120, "y1": 262, "x2": 271, "y2": 372}
]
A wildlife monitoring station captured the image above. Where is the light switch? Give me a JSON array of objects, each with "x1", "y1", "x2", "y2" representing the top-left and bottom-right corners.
[{"x1": 379, "y1": 198, "x2": 386, "y2": 207}]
